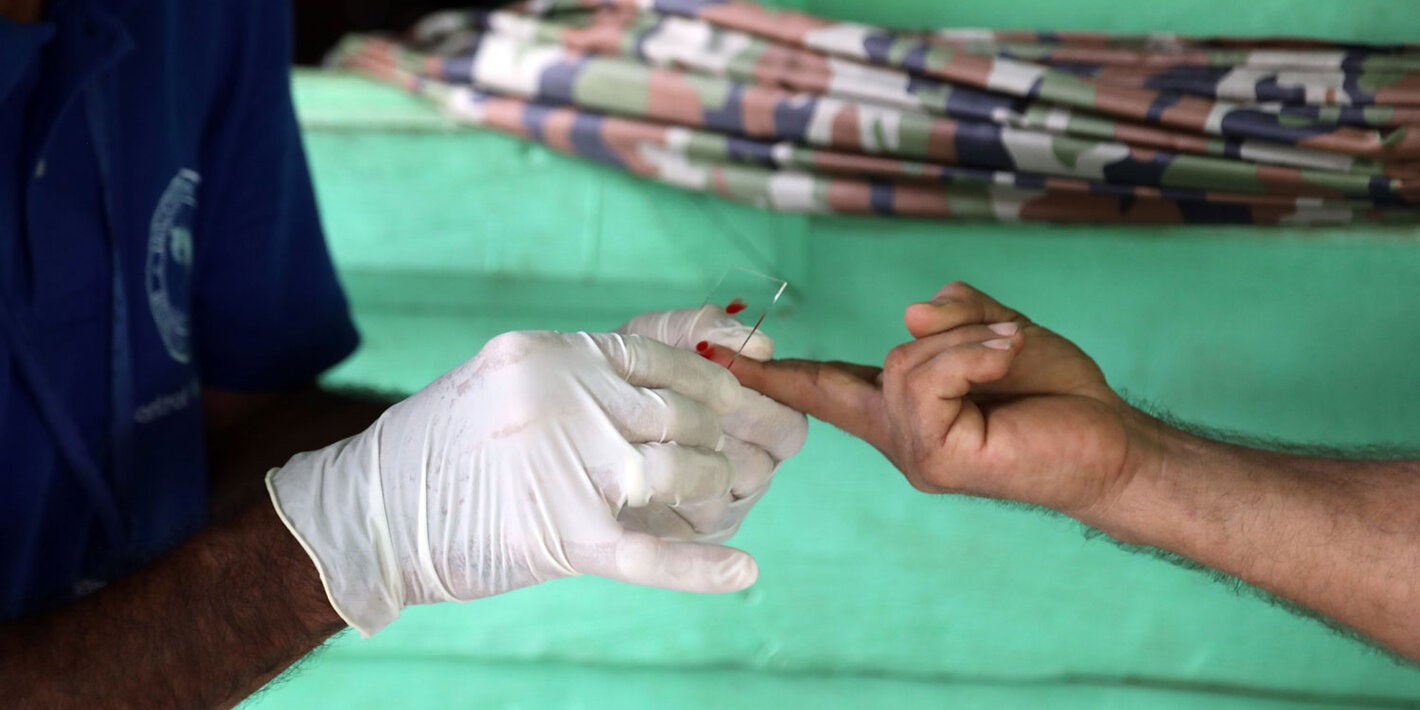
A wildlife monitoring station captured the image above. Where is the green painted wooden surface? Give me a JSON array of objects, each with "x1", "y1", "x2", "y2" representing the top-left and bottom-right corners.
[{"x1": 245, "y1": 2, "x2": 1420, "y2": 707}]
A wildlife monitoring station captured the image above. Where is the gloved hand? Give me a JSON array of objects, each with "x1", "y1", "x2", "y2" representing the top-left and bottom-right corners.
[
  {"x1": 616, "y1": 307, "x2": 808, "y2": 544},
  {"x1": 267, "y1": 331, "x2": 758, "y2": 638}
]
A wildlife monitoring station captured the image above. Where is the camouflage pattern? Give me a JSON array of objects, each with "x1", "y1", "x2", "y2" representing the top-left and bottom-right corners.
[
  {"x1": 403, "y1": 8, "x2": 1416, "y2": 168},
  {"x1": 503, "y1": 0, "x2": 1420, "y2": 158},
  {"x1": 327, "y1": 1, "x2": 1420, "y2": 224}
]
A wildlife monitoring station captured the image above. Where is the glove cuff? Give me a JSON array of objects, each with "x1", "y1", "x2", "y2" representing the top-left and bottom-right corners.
[{"x1": 266, "y1": 427, "x2": 402, "y2": 638}]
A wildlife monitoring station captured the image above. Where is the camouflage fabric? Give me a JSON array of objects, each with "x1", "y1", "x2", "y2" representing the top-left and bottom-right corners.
[{"x1": 328, "y1": 1, "x2": 1420, "y2": 224}]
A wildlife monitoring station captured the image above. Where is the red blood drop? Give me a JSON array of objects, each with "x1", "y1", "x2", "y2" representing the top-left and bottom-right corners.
[
  {"x1": 695, "y1": 340, "x2": 710, "y2": 352},
  {"x1": 725, "y1": 299, "x2": 747, "y2": 315}
]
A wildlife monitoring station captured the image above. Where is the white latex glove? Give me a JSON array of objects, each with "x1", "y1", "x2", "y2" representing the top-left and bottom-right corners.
[
  {"x1": 267, "y1": 331, "x2": 758, "y2": 637},
  {"x1": 616, "y1": 307, "x2": 808, "y2": 544}
]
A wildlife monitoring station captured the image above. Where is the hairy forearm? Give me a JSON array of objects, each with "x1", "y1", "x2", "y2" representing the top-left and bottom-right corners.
[
  {"x1": 2, "y1": 500, "x2": 346, "y2": 708},
  {"x1": 1085, "y1": 417, "x2": 1420, "y2": 660},
  {"x1": 0, "y1": 386, "x2": 398, "y2": 706}
]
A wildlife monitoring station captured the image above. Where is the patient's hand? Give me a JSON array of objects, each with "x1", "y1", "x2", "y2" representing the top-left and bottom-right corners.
[
  {"x1": 713, "y1": 282, "x2": 1149, "y2": 518},
  {"x1": 713, "y1": 283, "x2": 1420, "y2": 663}
]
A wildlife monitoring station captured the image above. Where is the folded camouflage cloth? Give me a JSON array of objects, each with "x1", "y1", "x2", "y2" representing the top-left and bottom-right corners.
[{"x1": 329, "y1": 0, "x2": 1420, "y2": 224}]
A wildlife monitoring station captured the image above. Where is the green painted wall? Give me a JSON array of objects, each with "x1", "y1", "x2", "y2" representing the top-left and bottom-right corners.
[{"x1": 245, "y1": 2, "x2": 1420, "y2": 707}]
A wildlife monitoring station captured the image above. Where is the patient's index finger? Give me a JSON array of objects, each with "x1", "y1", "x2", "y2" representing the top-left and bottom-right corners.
[{"x1": 721, "y1": 354, "x2": 890, "y2": 452}]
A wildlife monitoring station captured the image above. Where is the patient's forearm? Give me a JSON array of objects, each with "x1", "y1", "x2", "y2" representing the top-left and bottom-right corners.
[{"x1": 1085, "y1": 422, "x2": 1420, "y2": 660}]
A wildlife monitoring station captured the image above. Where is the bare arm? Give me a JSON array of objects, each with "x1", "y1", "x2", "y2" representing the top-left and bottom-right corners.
[
  {"x1": 715, "y1": 282, "x2": 1420, "y2": 662},
  {"x1": 3, "y1": 496, "x2": 343, "y2": 708},
  {"x1": 4, "y1": 308, "x2": 794, "y2": 707},
  {"x1": 2, "y1": 387, "x2": 393, "y2": 707},
  {"x1": 1097, "y1": 425, "x2": 1420, "y2": 659}
]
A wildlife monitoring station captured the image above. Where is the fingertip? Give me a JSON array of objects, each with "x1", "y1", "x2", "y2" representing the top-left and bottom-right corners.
[
  {"x1": 722, "y1": 349, "x2": 770, "y2": 391},
  {"x1": 903, "y1": 301, "x2": 939, "y2": 339},
  {"x1": 700, "y1": 342, "x2": 735, "y2": 369},
  {"x1": 696, "y1": 343, "x2": 759, "y2": 396},
  {"x1": 605, "y1": 534, "x2": 760, "y2": 593},
  {"x1": 987, "y1": 321, "x2": 1020, "y2": 337},
  {"x1": 904, "y1": 294, "x2": 982, "y2": 340},
  {"x1": 975, "y1": 331, "x2": 1024, "y2": 380},
  {"x1": 718, "y1": 548, "x2": 759, "y2": 592},
  {"x1": 978, "y1": 325, "x2": 1024, "y2": 351},
  {"x1": 736, "y1": 330, "x2": 775, "y2": 361},
  {"x1": 904, "y1": 301, "x2": 934, "y2": 317}
]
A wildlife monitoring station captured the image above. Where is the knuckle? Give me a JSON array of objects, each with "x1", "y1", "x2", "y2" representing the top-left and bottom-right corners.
[
  {"x1": 620, "y1": 391, "x2": 689, "y2": 444},
  {"x1": 804, "y1": 361, "x2": 828, "y2": 391},
  {"x1": 883, "y1": 343, "x2": 914, "y2": 375},
  {"x1": 905, "y1": 476, "x2": 937, "y2": 494},
  {"x1": 652, "y1": 392, "x2": 697, "y2": 432},
  {"x1": 898, "y1": 440, "x2": 954, "y2": 493},
  {"x1": 729, "y1": 442, "x2": 777, "y2": 491},
  {"x1": 900, "y1": 464, "x2": 941, "y2": 493},
  {"x1": 708, "y1": 450, "x2": 736, "y2": 489},
  {"x1": 942, "y1": 281, "x2": 976, "y2": 297},
  {"x1": 905, "y1": 444, "x2": 936, "y2": 476},
  {"x1": 470, "y1": 330, "x2": 564, "y2": 379},
  {"x1": 617, "y1": 310, "x2": 670, "y2": 339},
  {"x1": 483, "y1": 329, "x2": 542, "y2": 354}
]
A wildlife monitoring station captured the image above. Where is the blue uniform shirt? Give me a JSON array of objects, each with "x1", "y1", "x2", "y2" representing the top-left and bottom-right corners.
[{"x1": 0, "y1": 0, "x2": 360, "y2": 619}]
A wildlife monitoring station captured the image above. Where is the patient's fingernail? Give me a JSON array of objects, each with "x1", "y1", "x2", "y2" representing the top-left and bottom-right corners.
[
  {"x1": 988, "y1": 322, "x2": 1019, "y2": 336},
  {"x1": 983, "y1": 338, "x2": 1013, "y2": 350}
]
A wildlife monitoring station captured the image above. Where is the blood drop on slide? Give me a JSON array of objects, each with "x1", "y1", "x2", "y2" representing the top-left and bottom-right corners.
[{"x1": 725, "y1": 299, "x2": 747, "y2": 315}]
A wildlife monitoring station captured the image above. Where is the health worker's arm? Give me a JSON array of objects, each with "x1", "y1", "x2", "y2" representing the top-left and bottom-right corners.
[
  {"x1": 717, "y1": 281, "x2": 1420, "y2": 663},
  {"x1": 0, "y1": 391, "x2": 385, "y2": 708},
  {"x1": 3, "y1": 312, "x2": 803, "y2": 708},
  {"x1": 1, "y1": 493, "x2": 346, "y2": 708}
]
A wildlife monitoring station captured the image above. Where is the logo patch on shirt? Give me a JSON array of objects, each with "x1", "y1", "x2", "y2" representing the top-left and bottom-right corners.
[{"x1": 146, "y1": 169, "x2": 200, "y2": 364}]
